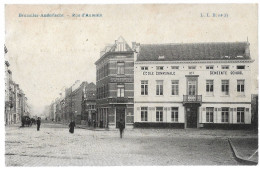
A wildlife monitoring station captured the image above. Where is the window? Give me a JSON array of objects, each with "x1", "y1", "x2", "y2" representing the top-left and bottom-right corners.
[
  {"x1": 206, "y1": 65, "x2": 214, "y2": 69},
  {"x1": 237, "y1": 80, "x2": 245, "y2": 93},
  {"x1": 141, "y1": 66, "x2": 148, "y2": 70},
  {"x1": 117, "y1": 42, "x2": 125, "y2": 51},
  {"x1": 206, "y1": 107, "x2": 214, "y2": 123},
  {"x1": 221, "y1": 107, "x2": 229, "y2": 123},
  {"x1": 237, "y1": 65, "x2": 245, "y2": 69},
  {"x1": 188, "y1": 80, "x2": 196, "y2": 95},
  {"x1": 206, "y1": 80, "x2": 214, "y2": 94},
  {"x1": 171, "y1": 107, "x2": 178, "y2": 122},
  {"x1": 141, "y1": 107, "x2": 148, "y2": 121},
  {"x1": 141, "y1": 80, "x2": 148, "y2": 95},
  {"x1": 221, "y1": 65, "x2": 229, "y2": 69},
  {"x1": 171, "y1": 66, "x2": 179, "y2": 69},
  {"x1": 156, "y1": 107, "x2": 163, "y2": 122},
  {"x1": 117, "y1": 62, "x2": 125, "y2": 75},
  {"x1": 117, "y1": 84, "x2": 124, "y2": 97},
  {"x1": 156, "y1": 80, "x2": 163, "y2": 95},
  {"x1": 188, "y1": 66, "x2": 196, "y2": 69},
  {"x1": 171, "y1": 80, "x2": 179, "y2": 95},
  {"x1": 221, "y1": 80, "x2": 229, "y2": 95},
  {"x1": 237, "y1": 107, "x2": 245, "y2": 123},
  {"x1": 156, "y1": 66, "x2": 164, "y2": 70}
]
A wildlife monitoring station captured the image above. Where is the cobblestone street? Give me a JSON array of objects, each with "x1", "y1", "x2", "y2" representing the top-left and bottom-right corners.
[{"x1": 5, "y1": 123, "x2": 257, "y2": 166}]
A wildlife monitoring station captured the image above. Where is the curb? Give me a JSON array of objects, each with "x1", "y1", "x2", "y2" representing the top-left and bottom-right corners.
[{"x1": 228, "y1": 138, "x2": 258, "y2": 165}]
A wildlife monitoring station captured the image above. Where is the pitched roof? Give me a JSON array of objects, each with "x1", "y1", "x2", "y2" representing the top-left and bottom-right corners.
[{"x1": 137, "y1": 42, "x2": 250, "y2": 61}]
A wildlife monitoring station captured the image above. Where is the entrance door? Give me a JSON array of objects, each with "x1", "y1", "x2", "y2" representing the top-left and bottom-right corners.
[
  {"x1": 186, "y1": 107, "x2": 197, "y2": 128},
  {"x1": 116, "y1": 108, "x2": 125, "y2": 128}
]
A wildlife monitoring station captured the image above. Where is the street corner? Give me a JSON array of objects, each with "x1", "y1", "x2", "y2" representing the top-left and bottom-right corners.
[{"x1": 228, "y1": 137, "x2": 258, "y2": 165}]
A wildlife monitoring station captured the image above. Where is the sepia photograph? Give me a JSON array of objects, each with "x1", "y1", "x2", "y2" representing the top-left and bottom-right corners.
[{"x1": 3, "y1": 2, "x2": 259, "y2": 166}]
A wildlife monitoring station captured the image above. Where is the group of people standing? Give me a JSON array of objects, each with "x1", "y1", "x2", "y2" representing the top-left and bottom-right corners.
[{"x1": 34, "y1": 118, "x2": 125, "y2": 138}]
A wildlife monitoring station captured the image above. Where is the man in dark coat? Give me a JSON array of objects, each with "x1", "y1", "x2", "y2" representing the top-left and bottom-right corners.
[
  {"x1": 118, "y1": 118, "x2": 125, "y2": 138},
  {"x1": 36, "y1": 117, "x2": 41, "y2": 131},
  {"x1": 69, "y1": 121, "x2": 76, "y2": 133}
]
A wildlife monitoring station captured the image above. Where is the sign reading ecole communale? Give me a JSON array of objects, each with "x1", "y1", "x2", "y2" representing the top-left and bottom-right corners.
[{"x1": 142, "y1": 71, "x2": 244, "y2": 76}]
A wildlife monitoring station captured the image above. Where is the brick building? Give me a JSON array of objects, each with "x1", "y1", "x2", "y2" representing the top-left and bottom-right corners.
[{"x1": 95, "y1": 36, "x2": 134, "y2": 128}]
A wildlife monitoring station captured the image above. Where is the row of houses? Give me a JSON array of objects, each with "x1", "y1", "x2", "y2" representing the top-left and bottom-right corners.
[
  {"x1": 5, "y1": 46, "x2": 31, "y2": 125},
  {"x1": 48, "y1": 81, "x2": 96, "y2": 125},
  {"x1": 49, "y1": 36, "x2": 258, "y2": 129}
]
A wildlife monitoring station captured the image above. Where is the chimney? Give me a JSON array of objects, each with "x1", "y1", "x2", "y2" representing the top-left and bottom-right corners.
[
  {"x1": 134, "y1": 43, "x2": 141, "y2": 62},
  {"x1": 245, "y1": 42, "x2": 250, "y2": 58}
]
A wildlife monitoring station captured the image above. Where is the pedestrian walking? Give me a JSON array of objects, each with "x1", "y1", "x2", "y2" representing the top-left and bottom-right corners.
[
  {"x1": 69, "y1": 120, "x2": 76, "y2": 134},
  {"x1": 118, "y1": 118, "x2": 125, "y2": 138},
  {"x1": 36, "y1": 117, "x2": 41, "y2": 131}
]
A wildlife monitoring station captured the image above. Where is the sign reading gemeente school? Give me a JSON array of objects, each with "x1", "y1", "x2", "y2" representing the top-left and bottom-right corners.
[{"x1": 95, "y1": 36, "x2": 254, "y2": 129}]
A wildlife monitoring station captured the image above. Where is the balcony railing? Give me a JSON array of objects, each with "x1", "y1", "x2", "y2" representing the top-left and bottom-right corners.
[{"x1": 183, "y1": 95, "x2": 202, "y2": 105}]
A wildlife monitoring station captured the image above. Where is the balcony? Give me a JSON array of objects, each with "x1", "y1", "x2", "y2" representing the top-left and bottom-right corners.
[
  {"x1": 109, "y1": 97, "x2": 134, "y2": 104},
  {"x1": 183, "y1": 95, "x2": 202, "y2": 106}
]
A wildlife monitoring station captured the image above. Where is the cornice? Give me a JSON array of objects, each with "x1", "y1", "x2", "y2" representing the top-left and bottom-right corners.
[{"x1": 135, "y1": 59, "x2": 254, "y2": 64}]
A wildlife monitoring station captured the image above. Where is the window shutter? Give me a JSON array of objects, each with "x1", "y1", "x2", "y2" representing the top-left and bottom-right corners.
[
  {"x1": 246, "y1": 108, "x2": 249, "y2": 112},
  {"x1": 163, "y1": 107, "x2": 167, "y2": 111},
  {"x1": 214, "y1": 108, "x2": 218, "y2": 111}
]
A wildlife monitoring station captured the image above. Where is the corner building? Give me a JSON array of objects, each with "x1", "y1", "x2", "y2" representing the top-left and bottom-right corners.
[
  {"x1": 95, "y1": 37, "x2": 134, "y2": 128},
  {"x1": 134, "y1": 42, "x2": 253, "y2": 129}
]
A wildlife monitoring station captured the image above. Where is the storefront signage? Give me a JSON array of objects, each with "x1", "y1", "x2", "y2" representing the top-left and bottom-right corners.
[{"x1": 143, "y1": 71, "x2": 175, "y2": 75}]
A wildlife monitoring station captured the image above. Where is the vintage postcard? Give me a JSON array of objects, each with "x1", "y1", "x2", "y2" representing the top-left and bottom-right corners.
[{"x1": 4, "y1": 3, "x2": 258, "y2": 166}]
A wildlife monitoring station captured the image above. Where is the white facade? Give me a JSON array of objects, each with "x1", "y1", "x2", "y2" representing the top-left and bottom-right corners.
[{"x1": 134, "y1": 60, "x2": 253, "y2": 128}]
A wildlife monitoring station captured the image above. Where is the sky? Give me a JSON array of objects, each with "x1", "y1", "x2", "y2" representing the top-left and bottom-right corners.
[{"x1": 4, "y1": 4, "x2": 258, "y2": 116}]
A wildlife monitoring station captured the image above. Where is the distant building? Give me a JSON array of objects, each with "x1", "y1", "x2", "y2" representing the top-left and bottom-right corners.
[
  {"x1": 95, "y1": 36, "x2": 134, "y2": 128},
  {"x1": 134, "y1": 41, "x2": 253, "y2": 129},
  {"x1": 82, "y1": 82, "x2": 96, "y2": 126}
]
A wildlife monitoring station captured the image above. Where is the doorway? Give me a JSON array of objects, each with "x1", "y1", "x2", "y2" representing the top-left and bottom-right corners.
[
  {"x1": 116, "y1": 108, "x2": 125, "y2": 128},
  {"x1": 186, "y1": 107, "x2": 197, "y2": 128}
]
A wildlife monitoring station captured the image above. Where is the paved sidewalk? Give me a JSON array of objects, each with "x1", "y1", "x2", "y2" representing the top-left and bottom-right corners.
[{"x1": 229, "y1": 138, "x2": 258, "y2": 164}]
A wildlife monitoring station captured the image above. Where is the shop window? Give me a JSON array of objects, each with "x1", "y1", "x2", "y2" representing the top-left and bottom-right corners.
[
  {"x1": 221, "y1": 107, "x2": 229, "y2": 123},
  {"x1": 171, "y1": 107, "x2": 178, "y2": 122},
  {"x1": 141, "y1": 107, "x2": 148, "y2": 121},
  {"x1": 156, "y1": 107, "x2": 163, "y2": 122},
  {"x1": 237, "y1": 107, "x2": 245, "y2": 123},
  {"x1": 206, "y1": 107, "x2": 214, "y2": 123}
]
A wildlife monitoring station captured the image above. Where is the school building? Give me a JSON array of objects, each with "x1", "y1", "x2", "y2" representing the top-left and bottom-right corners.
[{"x1": 133, "y1": 42, "x2": 254, "y2": 129}]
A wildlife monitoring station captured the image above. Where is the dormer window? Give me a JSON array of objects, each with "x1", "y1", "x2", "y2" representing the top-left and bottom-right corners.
[
  {"x1": 206, "y1": 65, "x2": 214, "y2": 69},
  {"x1": 156, "y1": 66, "x2": 164, "y2": 70},
  {"x1": 158, "y1": 56, "x2": 165, "y2": 60},
  {"x1": 141, "y1": 66, "x2": 148, "y2": 70},
  {"x1": 188, "y1": 66, "x2": 196, "y2": 70},
  {"x1": 221, "y1": 65, "x2": 229, "y2": 69},
  {"x1": 171, "y1": 66, "x2": 179, "y2": 69},
  {"x1": 237, "y1": 65, "x2": 245, "y2": 69}
]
